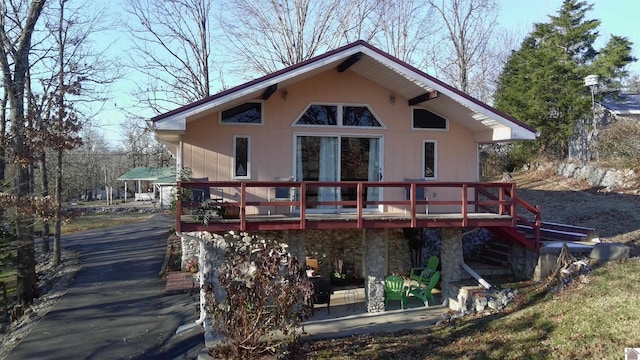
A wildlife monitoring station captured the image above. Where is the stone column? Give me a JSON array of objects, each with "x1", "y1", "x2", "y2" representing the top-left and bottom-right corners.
[
  {"x1": 286, "y1": 230, "x2": 306, "y2": 270},
  {"x1": 180, "y1": 235, "x2": 199, "y2": 271},
  {"x1": 188, "y1": 231, "x2": 228, "y2": 348},
  {"x1": 440, "y1": 227, "x2": 464, "y2": 309},
  {"x1": 363, "y1": 228, "x2": 387, "y2": 313}
]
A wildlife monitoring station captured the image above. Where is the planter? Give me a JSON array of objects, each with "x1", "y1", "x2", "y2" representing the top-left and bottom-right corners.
[
  {"x1": 221, "y1": 205, "x2": 240, "y2": 219},
  {"x1": 330, "y1": 276, "x2": 348, "y2": 287}
]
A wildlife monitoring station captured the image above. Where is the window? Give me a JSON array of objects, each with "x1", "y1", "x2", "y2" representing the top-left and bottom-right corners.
[
  {"x1": 295, "y1": 104, "x2": 383, "y2": 127},
  {"x1": 343, "y1": 106, "x2": 382, "y2": 127},
  {"x1": 423, "y1": 141, "x2": 437, "y2": 179},
  {"x1": 297, "y1": 105, "x2": 337, "y2": 125},
  {"x1": 233, "y1": 136, "x2": 250, "y2": 179},
  {"x1": 221, "y1": 102, "x2": 262, "y2": 124},
  {"x1": 413, "y1": 108, "x2": 447, "y2": 130}
]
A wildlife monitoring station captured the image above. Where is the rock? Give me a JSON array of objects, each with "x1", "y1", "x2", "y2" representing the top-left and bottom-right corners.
[
  {"x1": 487, "y1": 299, "x2": 498, "y2": 310},
  {"x1": 590, "y1": 243, "x2": 630, "y2": 262}
]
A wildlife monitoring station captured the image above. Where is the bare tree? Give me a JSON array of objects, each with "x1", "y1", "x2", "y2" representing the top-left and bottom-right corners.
[
  {"x1": 20, "y1": 0, "x2": 117, "y2": 265},
  {"x1": 220, "y1": 0, "x2": 345, "y2": 76},
  {"x1": 426, "y1": 0, "x2": 501, "y2": 101},
  {"x1": 0, "y1": 0, "x2": 47, "y2": 305},
  {"x1": 336, "y1": 0, "x2": 381, "y2": 44},
  {"x1": 123, "y1": 0, "x2": 215, "y2": 113},
  {"x1": 371, "y1": 0, "x2": 434, "y2": 63},
  {"x1": 119, "y1": 116, "x2": 171, "y2": 169}
]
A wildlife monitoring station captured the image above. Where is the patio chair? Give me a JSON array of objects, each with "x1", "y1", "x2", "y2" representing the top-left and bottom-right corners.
[
  {"x1": 384, "y1": 275, "x2": 407, "y2": 310},
  {"x1": 408, "y1": 271, "x2": 440, "y2": 307},
  {"x1": 404, "y1": 179, "x2": 428, "y2": 214},
  {"x1": 409, "y1": 255, "x2": 439, "y2": 285},
  {"x1": 310, "y1": 278, "x2": 332, "y2": 315},
  {"x1": 268, "y1": 177, "x2": 294, "y2": 215}
]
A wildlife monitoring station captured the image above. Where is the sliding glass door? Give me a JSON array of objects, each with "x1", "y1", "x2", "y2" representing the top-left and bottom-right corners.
[{"x1": 295, "y1": 135, "x2": 381, "y2": 212}]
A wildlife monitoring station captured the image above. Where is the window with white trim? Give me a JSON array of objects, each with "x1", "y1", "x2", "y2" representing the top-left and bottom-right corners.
[
  {"x1": 221, "y1": 102, "x2": 263, "y2": 124},
  {"x1": 423, "y1": 140, "x2": 437, "y2": 179},
  {"x1": 413, "y1": 108, "x2": 448, "y2": 130},
  {"x1": 233, "y1": 136, "x2": 251, "y2": 179},
  {"x1": 295, "y1": 104, "x2": 383, "y2": 127}
]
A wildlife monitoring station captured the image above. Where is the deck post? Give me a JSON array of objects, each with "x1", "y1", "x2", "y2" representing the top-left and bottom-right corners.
[{"x1": 363, "y1": 228, "x2": 387, "y2": 312}]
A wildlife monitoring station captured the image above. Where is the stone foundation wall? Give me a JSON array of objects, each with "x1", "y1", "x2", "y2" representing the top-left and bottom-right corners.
[
  {"x1": 509, "y1": 243, "x2": 538, "y2": 280},
  {"x1": 304, "y1": 229, "x2": 363, "y2": 277},
  {"x1": 388, "y1": 229, "x2": 411, "y2": 276}
]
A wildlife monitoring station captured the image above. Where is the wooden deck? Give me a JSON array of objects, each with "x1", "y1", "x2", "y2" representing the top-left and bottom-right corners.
[
  {"x1": 173, "y1": 180, "x2": 541, "y2": 251},
  {"x1": 179, "y1": 212, "x2": 515, "y2": 232}
]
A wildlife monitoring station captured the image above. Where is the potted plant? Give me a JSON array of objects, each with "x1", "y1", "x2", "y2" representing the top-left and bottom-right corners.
[
  {"x1": 330, "y1": 259, "x2": 347, "y2": 286},
  {"x1": 186, "y1": 259, "x2": 199, "y2": 273}
]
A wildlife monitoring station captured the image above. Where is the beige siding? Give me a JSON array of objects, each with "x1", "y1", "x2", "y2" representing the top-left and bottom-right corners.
[{"x1": 180, "y1": 70, "x2": 480, "y2": 211}]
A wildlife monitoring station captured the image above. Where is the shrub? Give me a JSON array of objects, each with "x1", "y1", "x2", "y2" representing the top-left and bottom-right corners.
[
  {"x1": 207, "y1": 236, "x2": 313, "y2": 359},
  {"x1": 594, "y1": 120, "x2": 640, "y2": 168}
]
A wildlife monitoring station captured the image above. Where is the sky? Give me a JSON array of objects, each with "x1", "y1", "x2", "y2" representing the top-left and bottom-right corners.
[
  {"x1": 97, "y1": 0, "x2": 640, "y2": 146},
  {"x1": 497, "y1": 0, "x2": 640, "y2": 64}
]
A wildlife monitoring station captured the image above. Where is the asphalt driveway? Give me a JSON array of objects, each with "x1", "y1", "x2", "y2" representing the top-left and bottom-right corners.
[{"x1": 6, "y1": 213, "x2": 203, "y2": 360}]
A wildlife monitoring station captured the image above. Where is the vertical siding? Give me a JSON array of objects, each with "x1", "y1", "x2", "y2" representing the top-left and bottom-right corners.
[{"x1": 181, "y1": 70, "x2": 480, "y2": 210}]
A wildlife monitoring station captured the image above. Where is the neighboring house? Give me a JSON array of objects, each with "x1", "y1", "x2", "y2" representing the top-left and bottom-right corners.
[
  {"x1": 600, "y1": 93, "x2": 640, "y2": 123},
  {"x1": 570, "y1": 93, "x2": 640, "y2": 161},
  {"x1": 117, "y1": 167, "x2": 176, "y2": 209},
  {"x1": 151, "y1": 41, "x2": 542, "y2": 335}
]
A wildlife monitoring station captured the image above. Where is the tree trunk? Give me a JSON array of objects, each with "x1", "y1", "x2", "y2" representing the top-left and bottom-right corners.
[
  {"x1": 0, "y1": 0, "x2": 48, "y2": 305},
  {"x1": 0, "y1": 91, "x2": 6, "y2": 185},
  {"x1": 41, "y1": 151, "x2": 51, "y2": 253},
  {"x1": 53, "y1": 149, "x2": 63, "y2": 266},
  {"x1": 14, "y1": 128, "x2": 38, "y2": 304}
]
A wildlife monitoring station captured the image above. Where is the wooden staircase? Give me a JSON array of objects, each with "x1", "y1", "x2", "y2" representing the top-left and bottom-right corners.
[{"x1": 484, "y1": 221, "x2": 597, "y2": 257}]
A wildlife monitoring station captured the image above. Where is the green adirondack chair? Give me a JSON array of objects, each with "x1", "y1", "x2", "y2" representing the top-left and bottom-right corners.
[
  {"x1": 409, "y1": 255, "x2": 439, "y2": 285},
  {"x1": 384, "y1": 275, "x2": 407, "y2": 310},
  {"x1": 408, "y1": 271, "x2": 440, "y2": 307}
]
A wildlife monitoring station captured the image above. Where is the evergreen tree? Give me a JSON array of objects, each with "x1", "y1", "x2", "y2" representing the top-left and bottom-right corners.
[{"x1": 494, "y1": 0, "x2": 636, "y2": 158}]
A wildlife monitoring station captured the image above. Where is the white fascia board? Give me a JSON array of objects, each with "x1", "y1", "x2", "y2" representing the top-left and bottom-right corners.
[
  {"x1": 362, "y1": 48, "x2": 537, "y2": 141},
  {"x1": 153, "y1": 117, "x2": 185, "y2": 131},
  {"x1": 153, "y1": 47, "x2": 365, "y2": 129},
  {"x1": 613, "y1": 110, "x2": 640, "y2": 116}
]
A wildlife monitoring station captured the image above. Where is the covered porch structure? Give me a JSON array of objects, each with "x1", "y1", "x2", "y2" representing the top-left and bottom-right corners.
[{"x1": 117, "y1": 167, "x2": 176, "y2": 208}]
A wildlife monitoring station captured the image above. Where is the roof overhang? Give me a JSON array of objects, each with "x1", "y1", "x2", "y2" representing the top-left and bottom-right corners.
[
  {"x1": 151, "y1": 41, "x2": 538, "y2": 142},
  {"x1": 600, "y1": 94, "x2": 640, "y2": 116}
]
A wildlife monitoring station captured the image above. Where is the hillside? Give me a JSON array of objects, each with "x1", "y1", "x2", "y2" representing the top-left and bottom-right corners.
[{"x1": 511, "y1": 168, "x2": 640, "y2": 255}]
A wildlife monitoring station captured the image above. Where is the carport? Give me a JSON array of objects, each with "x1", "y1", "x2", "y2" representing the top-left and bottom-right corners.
[{"x1": 117, "y1": 167, "x2": 176, "y2": 208}]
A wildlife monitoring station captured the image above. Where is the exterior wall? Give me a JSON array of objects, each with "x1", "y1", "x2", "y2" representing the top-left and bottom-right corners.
[{"x1": 180, "y1": 70, "x2": 480, "y2": 213}]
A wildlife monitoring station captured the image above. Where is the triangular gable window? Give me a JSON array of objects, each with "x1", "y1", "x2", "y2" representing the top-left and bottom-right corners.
[
  {"x1": 412, "y1": 108, "x2": 448, "y2": 130},
  {"x1": 296, "y1": 104, "x2": 382, "y2": 127},
  {"x1": 221, "y1": 102, "x2": 263, "y2": 124}
]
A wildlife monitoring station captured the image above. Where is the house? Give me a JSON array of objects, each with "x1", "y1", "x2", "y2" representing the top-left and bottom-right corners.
[
  {"x1": 600, "y1": 93, "x2": 640, "y2": 123},
  {"x1": 570, "y1": 93, "x2": 640, "y2": 160},
  {"x1": 151, "y1": 41, "x2": 541, "y2": 341}
]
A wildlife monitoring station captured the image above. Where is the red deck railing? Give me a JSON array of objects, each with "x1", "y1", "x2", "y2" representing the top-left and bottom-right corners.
[{"x1": 175, "y1": 181, "x2": 541, "y2": 250}]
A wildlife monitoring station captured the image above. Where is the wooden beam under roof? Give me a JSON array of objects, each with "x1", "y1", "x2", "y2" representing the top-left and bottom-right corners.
[
  {"x1": 408, "y1": 91, "x2": 439, "y2": 106},
  {"x1": 337, "y1": 52, "x2": 363, "y2": 72},
  {"x1": 261, "y1": 84, "x2": 278, "y2": 100}
]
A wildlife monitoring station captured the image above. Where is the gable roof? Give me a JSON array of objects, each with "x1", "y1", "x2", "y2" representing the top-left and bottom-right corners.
[
  {"x1": 600, "y1": 94, "x2": 640, "y2": 115},
  {"x1": 151, "y1": 40, "x2": 538, "y2": 141}
]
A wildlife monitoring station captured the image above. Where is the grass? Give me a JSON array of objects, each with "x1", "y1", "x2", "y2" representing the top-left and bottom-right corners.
[
  {"x1": 300, "y1": 259, "x2": 640, "y2": 359},
  {"x1": 60, "y1": 212, "x2": 155, "y2": 234}
]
